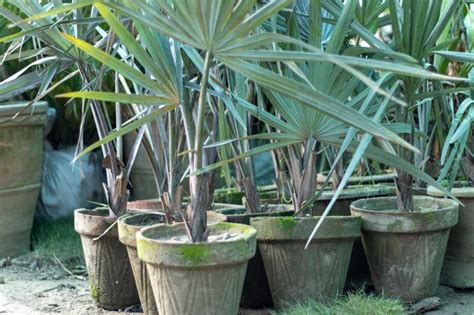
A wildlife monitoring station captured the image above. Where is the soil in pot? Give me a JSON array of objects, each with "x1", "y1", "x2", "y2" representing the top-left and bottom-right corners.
[
  {"x1": 427, "y1": 186, "x2": 474, "y2": 288},
  {"x1": 214, "y1": 205, "x2": 294, "y2": 309},
  {"x1": 126, "y1": 198, "x2": 228, "y2": 223},
  {"x1": 0, "y1": 102, "x2": 48, "y2": 258},
  {"x1": 250, "y1": 216, "x2": 361, "y2": 308},
  {"x1": 74, "y1": 208, "x2": 140, "y2": 310},
  {"x1": 137, "y1": 222, "x2": 256, "y2": 315},
  {"x1": 118, "y1": 212, "x2": 165, "y2": 315},
  {"x1": 351, "y1": 196, "x2": 459, "y2": 303}
]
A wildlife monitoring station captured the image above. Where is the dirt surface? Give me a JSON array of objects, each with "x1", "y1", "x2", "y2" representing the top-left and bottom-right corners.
[
  {"x1": 0, "y1": 255, "x2": 140, "y2": 315},
  {"x1": 1, "y1": 254, "x2": 473, "y2": 315},
  {"x1": 425, "y1": 286, "x2": 474, "y2": 315}
]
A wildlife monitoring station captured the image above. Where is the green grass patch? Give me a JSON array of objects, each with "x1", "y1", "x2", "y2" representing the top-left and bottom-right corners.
[
  {"x1": 275, "y1": 291, "x2": 406, "y2": 315},
  {"x1": 31, "y1": 216, "x2": 83, "y2": 261}
]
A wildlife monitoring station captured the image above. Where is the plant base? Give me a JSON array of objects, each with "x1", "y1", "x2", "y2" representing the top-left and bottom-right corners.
[{"x1": 137, "y1": 222, "x2": 256, "y2": 315}]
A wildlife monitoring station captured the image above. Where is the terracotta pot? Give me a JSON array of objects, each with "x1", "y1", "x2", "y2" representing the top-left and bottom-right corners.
[
  {"x1": 75, "y1": 208, "x2": 140, "y2": 310},
  {"x1": 0, "y1": 102, "x2": 48, "y2": 258},
  {"x1": 351, "y1": 196, "x2": 458, "y2": 302},
  {"x1": 312, "y1": 185, "x2": 395, "y2": 289},
  {"x1": 250, "y1": 216, "x2": 361, "y2": 308},
  {"x1": 214, "y1": 205, "x2": 294, "y2": 308},
  {"x1": 137, "y1": 222, "x2": 256, "y2": 315},
  {"x1": 428, "y1": 186, "x2": 474, "y2": 288},
  {"x1": 118, "y1": 212, "x2": 165, "y2": 315}
]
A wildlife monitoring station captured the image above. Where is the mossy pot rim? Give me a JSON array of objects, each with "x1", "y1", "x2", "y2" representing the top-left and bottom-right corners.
[
  {"x1": 350, "y1": 196, "x2": 459, "y2": 233},
  {"x1": 318, "y1": 183, "x2": 395, "y2": 201},
  {"x1": 250, "y1": 215, "x2": 361, "y2": 241},
  {"x1": 137, "y1": 222, "x2": 257, "y2": 268},
  {"x1": 214, "y1": 203, "x2": 294, "y2": 218},
  {"x1": 0, "y1": 101, "x2": 49, "y2": 116}
]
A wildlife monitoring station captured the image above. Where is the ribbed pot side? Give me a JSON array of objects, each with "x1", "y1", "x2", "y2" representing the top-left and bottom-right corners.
[
  {"x1": 215, "y1": 205, "x2": 294, "y2": 308},
  {"x1": 250, "y1": 216, "x2": 361, "y2": 308},
  {"x1": 427, "y1": 186, "x2": 474, "y2": 288},
  {"x1": 137, "y1": 222, "x2": 256, "y2": 315},
  {"x1": 118, "y1": 212, "x2": 165, "y2": 315},
  {"x1": 351, "y1": 196, "x2": 459, "y2": 303},
  {"x1": 0, "y1": 102, "x2": 48, "y2": 258},
  {"x1": 75, "y1": 209, "x2": 140, "y2": 310}
]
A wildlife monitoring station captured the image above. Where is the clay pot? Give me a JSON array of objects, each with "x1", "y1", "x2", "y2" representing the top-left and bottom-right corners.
[
  {"x1": 0, "y1": 102, "x2": 48, "y2": 258},
  {"x1": 428, "y1": 186, "x2": 474, "y2": 288},
  {"x1": 214, "y1": 205, "x2": 294, "y2": 308},
  {"x1": 351, "y1": 196, "x2": 458, "y2": 302},
  {"x1": 250, "y1": 216, "x2": 361, "y2": 308},
  {"x1": 118, "y1": 212, "x2": 164, "y2": 314},
  {"x1": 137, "y1": 222, "x2": 256, "y2": 315},
  {"x1": 75, "y1": 208, "x2": 139, "y2": 310}
]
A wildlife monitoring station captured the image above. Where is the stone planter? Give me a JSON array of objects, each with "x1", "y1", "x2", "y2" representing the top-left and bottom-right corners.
[
  {"x1": 214, "y1": 205, "x2": 294, "y2": 308},
  {"x1": 137, "y1": 222, "x2": 256, "y2": 315},
  {"x1": 118, "y1": 212, "x2": 165, "y2": 315},
  {"x1": 313, "y1": 185, "x2": 395, "y2": 289},
  {"x1": 351, "y1": 196, "x2": 459, "y2": 302},
  {"x1": 0, "y1": 102, "x2": 48, "y2": 258},
  {"x1": 428, "y1": 186, "x2": 474, "y2": 288},
  {"x1": 75, "y1": 208, "x2": 139, "y2": 310},
  {"x1": 250, "y1": 216, "x2": 361, "y2": 308}
]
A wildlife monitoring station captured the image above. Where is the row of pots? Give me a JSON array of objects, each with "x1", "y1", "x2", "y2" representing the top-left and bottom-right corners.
[{"x1": 74, "y1": 193, "x2": 463, "y2": 314}]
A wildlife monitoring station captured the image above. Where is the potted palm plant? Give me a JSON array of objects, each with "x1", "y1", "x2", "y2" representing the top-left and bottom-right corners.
[
  {"x1": 50, "y1": 0, "x2": 423, "y2": 313},
  {"x1": 0, "y1": 2, "x2": 177, "y2": 309},
  {"x1": 427, "y1": 88, "x2": 474, "y2": 288},
  {"x1": 350, "y1": 0, "x2": 468, "y2": 303},
  {"x1": 193, "y1": 0, "x2": 458, "y2": 308}
]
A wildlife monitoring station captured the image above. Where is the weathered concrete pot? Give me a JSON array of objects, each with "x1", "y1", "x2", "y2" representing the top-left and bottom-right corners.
[
  {"x1": 0, "y1": 102, "x2": 48, "y2": 258},
  {"x1": 75, "y1": 209, "x2": 140, "y2": 310},
  {"x1": 313, "y1": 184, "x2": 395, "y2": 289},
  {"x1": 351, "y1": 196, "x2": 459, "y2": 302},
  {"x1": 215, "y1": 205, "x2": 294, "y2": 308},
  {"x1": 119, "y1": 199, "x2": 227, "y2": 314},
  {"x1": 250, "y1": 216, "x2": 361, "y2": 308},
  {"x1": 137, "y1": 222, "x2": 256, "y2": 315},
  {"x1": 428, "y1": 186, "x2": 474, "y2": 288},
  {"x1": 118, "y1": 212, "x2": 164, "y2": 315}
]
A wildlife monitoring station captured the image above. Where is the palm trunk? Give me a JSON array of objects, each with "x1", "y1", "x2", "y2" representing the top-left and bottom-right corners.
[{"x1": 188, "y1": 51, "x2": 212, "y2": 242}]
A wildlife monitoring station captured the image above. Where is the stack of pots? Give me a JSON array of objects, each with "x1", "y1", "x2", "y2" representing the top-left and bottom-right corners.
[
  {"x1": 0, "y1": 102, "x2": 48, "y2": 258},
  {"x1": 75, "y1": 198, "x2": 254, "y2": 314}
]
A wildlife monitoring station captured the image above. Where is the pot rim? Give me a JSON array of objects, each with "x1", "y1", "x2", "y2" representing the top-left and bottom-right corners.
[
  {"x1": 350, "y1": 196, "x2": 458, "y2": 215},
  {"x1": 0, "y1": 101, "x2": 48, "y2": 116},
  {"x1": 427, "y1": 185, "x2": 474, "y2": 199},
  {"x1": 118, "y1": 212, "x2": 166, "y2": 247},
  {"x1": 74, "y1": 208, "x2": 117, "y2": 237},
  {"x1": 137, "y1": 222, "x2": 256, "y2": 268},
  {"x1": 350, "y1": 196, "x2": 459, "y2": 233},
  {"x1": 250, "y1": 215, "x2": 361, "y2": 241}
]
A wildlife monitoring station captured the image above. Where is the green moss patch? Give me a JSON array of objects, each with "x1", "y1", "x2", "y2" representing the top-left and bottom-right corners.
[
  {"x1": 277, "y1": 217, "x2": 298, "y2": 230},
  {"x1": 180, "y1": 244, "x2": 209, "y2": 265}
]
